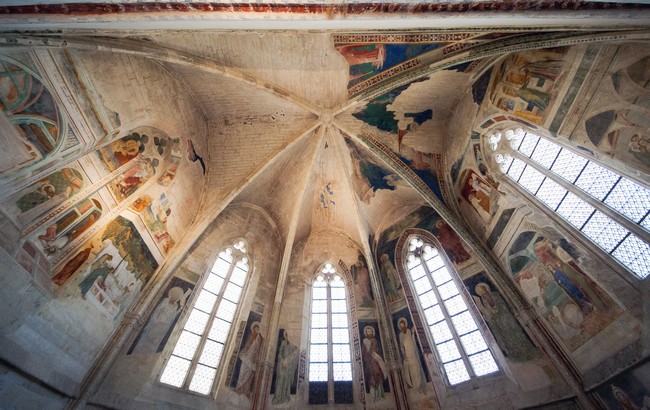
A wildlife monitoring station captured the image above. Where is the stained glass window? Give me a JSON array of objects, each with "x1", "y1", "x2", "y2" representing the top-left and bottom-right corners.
[
  {"x1": 160, "y1": 240, "x2": 250, "y2": 394},
  {"x1": 309, "y1": 262, "x2": 353, "y2": 404},
  {"x1": 493, "y1": 129, "x2": 650, "y2": 279},
  {"x1": 406, "y1": 237, "x2": 498, "y2": 386}
]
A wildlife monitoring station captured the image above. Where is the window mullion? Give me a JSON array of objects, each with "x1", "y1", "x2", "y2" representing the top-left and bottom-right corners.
[
  {"x1": 420, "y1": 257, "x2": 475, "y2": 377},
  {"x1": 327, "y1": 282, "x2": 334, "y2": 404},
  {"x1": 183, "y1": 261, "x2": 234, "y2": 390},
  {"x1": 510, "y1": 150, "x2": 650, "y2": 243}
]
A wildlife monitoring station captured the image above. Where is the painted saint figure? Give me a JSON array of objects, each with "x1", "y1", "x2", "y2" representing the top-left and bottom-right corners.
[
  {"x1": 397, "y1": 317, "x2": 427, "y2": 393},
  {"x1": 234, "y1": 321, "x2": 264, "y2": 397},
  {"x1": 351, "y1": 253, "x2": 373, "y2": 306},
  {"x1": 272, "y1": 329, "x2": 299, "y2": 405},
  {"x1": 362, "y1": 325, "x2": 387, "y2": 402}
]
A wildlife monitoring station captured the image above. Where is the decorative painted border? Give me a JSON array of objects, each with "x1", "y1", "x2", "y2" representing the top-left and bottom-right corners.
[
  {"x1": 334, "y1": 33, "x2": 475, "y2": 44},
  {"x1": 348, "y1": 58, "x2": 421, "y2": 97}
]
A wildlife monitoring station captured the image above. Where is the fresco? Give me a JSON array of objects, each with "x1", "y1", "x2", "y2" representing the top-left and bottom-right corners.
[
  {"x1": 507, "y1": 231, "x2": 622, "y2": 351},
  {"x1": 391, "y1": 308, "x2": 429, "y2": 395},
  {"x1": 140, "y1": 193, "x2": 175, "y2": 255},
  {"x1": 358, "y1": 320, "x2": 390, "y2": 403},
  {"x1": 488, "y1": 48, "x2": 568, "y2": 125},
  {"x1": 350, "y1": 251, "x2": 374, "y2": 308},
  {"x1": 157, "y1": 157, "x2": 180, "y2": 187},
  {"x1": 464, "y1": 272, "x2": 540, "y2": 363},
  {"x1": 35, "y1": 198, "x2": 102, "y2": 257},
  {"x1": 335, "y1": 43, "x2": 442, "y2": 90},
  {"x1": 10, "y1": 167, "x2": 84, "y2": 224},
  {"x1": 186, "y1": 138, "x2": 206, "y2": 174},
  {"x1": 128, "y1": 276, "x2": 193, "y2": 355},
  {"x1": 230, "y1": 311, "x2": 263, "y2": 398},
  {"x1": 459, "y1": 169, "x2": 501, "y2": 224},
  {"x1": 98, "y1": 131, "x2": 148, "y2": 173},
  {"x1": 0, "y1": 58, "x2": 62, "y2": 174},
  {"x1": 593, "y1": 359, "x2": 650, "y2": 409},
  {"x1": 271, "y1": 328, "x2": 300, "y2": 405},
  {"x1": 108, "y1": 158, "x2": 155, "y2": 202},
  {"x1": 377, "y1": 206, "x2": 473, "y2": 303},
  {"x1": 344, "y1": 137, "x2": 401, "y2": 203}
]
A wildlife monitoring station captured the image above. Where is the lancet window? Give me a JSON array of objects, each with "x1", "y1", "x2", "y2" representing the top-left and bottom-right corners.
[
  {"x1": 490, "y1": 128, "x2": 650, "y2": 279},
  {"x1": 159, "y1": 240, "x2": 250, "y2": 394}
]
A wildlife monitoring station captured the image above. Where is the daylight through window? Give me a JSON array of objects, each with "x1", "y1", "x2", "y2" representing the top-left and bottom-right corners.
[
  {"x1": 160, "y1": 240, "x2": 250, "y2": 394},
  {"x1": 406, "y1": 236, "x2": 498, "y2": 385}
]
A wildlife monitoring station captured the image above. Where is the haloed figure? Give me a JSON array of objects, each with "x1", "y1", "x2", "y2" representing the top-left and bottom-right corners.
[{"x1": 272, "y1": 329, "x2": 299, "y2": 405}]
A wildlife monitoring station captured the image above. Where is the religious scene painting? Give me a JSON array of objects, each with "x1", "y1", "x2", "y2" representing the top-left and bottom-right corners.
[
  {"x1": 139, "y1": 192, "x2": 175, "y2": 255},
  {"x1": 593, "y1": 359, "x2": 650, "y2": 410},
  {"x1": 391, "y1": 308, "x2": 430, "y2": 397},
  {"x1": 230, "y1": 311, "x2": 264, "y2": 399},
  {"x1": 344, "y1": 136, "x2": 401, "y2": 204},
  {"x1": 0, "y1": 57, "x2": 62, "y2": 174},
  {"x1": 108, "y1": 158, "x2": 155, "y2": 203},
  {"x1": 358, "y1": 320, "x2": 390, "y2": 404},
  {"x1": 9, "y1": 167, "x2": 85, "y2": 225},
  {"x1": 271, "y1": 328, "x2": 300, "y2": 406},
  {"x1": 350, "y1": 251, "x2": 374, "y2": 308},
  {"x1": 487, "y1": 48, "x2": 569, "y2": 125},
  {"x1": 51, "y1": 216, "x2": 158, "y2": 321},
  {"x1": 507, "y1": 230, "x2": 623, "y2": 351},
  {"x1": 458, "y1": 168, "x2": 502, "y2": 224},
  {"x1": 98, "y1": 131, "x2": 149, "y2": 173},
  {"x1": 128, "y1": 276, "x2": 193, "y2": 355}
]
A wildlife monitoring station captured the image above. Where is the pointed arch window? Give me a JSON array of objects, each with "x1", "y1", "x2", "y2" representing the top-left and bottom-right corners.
[
  {"x1": 308, "y1": 262, "x2": 353, "y2": 404},
  {"x1": 406, "y1": 236, "x2": 498, "y2": 385},
  {"x1": 160, "y1": 240, "x2": 250, "y2": 394},
  {"x1": 491, "y1": 128, "x2": 650, "y2": 279}
]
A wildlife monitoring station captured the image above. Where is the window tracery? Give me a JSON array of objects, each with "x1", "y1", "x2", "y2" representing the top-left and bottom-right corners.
[
  {"x1": 159, "y1": 239, "x2": 250, "y2": 394},
  {"x1": 489, "y1": 128, "x2": 650, "y2": 279}
]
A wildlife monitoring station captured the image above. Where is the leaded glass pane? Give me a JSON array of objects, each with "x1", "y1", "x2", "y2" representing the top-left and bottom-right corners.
[
  {"x1": 506, "y1": 158, "x2": 526, "y2": 181},
  {"x1": 189, "y1": 364, "x2": 217, "y2": 395},
  {"x1": 203, "y1": 273, "x2": 225, "y2": 295},
  {"x1": 311, "y1": 313, "x2": 327, "y2": 329},
  {"x1": 311, "y1": 328, "x2": 327, "y2": 344},
  {"x1": 212, "y1": 256, "x2": 231, "y2": 277},
  {"x1": 312, "y1": 299, "x2": 327, "y2": 313},
  {"x1": 536, "y1": 178, "x2": 567, "y2": 210},
  {"x1": 518, "y1": 166, "x2": 545, "y2": 194},
  {"x1": 172, "y1": 331, "x2": 201, "y2": 360},
  {"x1": 413, "y1": 275, "x2": 433, "y2": 295},
  {"x1": 430, "y1": 321, "x2": 453, "y2": 344},
  {"x1": 530, "y1": 137, "x2": 561, "y2": 169},
  {"x1": 444, "y1": 294, "x2": 468, "y2": 316},
  {"x1": 423, "y1": 304, "x2": 445, "y2": 325},
  {"x1": 407, "y1": 255, "x2": 421, "y2": 270},
  {"x1": 222, "y1": 282, "x2": 243, "y2": 303},
  {"x1": 612, "y1": 234, "x2": 650, "y2": 279},
  {"x1": 333, "y1": 362, "x2": 353, "y2": 381},
  {"x1": 312, "y1": 286, "x2": 327, "y2": 300},
  {"x1": 208, "y1": 317, "x2": 231, "y2": 343},
  {"x1": 430, "y1": 266, "x2": 452, "y2": 286},
  {"x1": 215, "y1": 299, "x2": 237, "y2": 323},
  {"x1": 604, "y1": 178, "x2": 650, "y2": 223},
  {"x1": 468, "y1": 351, "x2": 499, "y2": 376},
  {"x1": 160, "y1": 355, "x2": 191, "y2": 387},
  {"x1": 437, "y1": 339, "x2": 462, "y2": 363},
  {"x1": 551, "y1": 148, "x2": 587, "y2": 183},
  {"x1": 582, "y1": 211, "x2": 628, "y2": 252},
  {"x1": 234, "y1": 259, "x2": 249, "y2": 275},
  {"x1": 309, "y1": 363, "x2": 328, "y2": 382},
  {"x1": 460, "y1": 330, "x2": 489, "y2": 355},
  {"x1": 330, "y1": 286, "x2": 346, "y2": 300},
  {"x1": 419, "y1": 290, "x2": 438, "y2": 309},
  {"x1": 423, "y1": 245, "x2": 439, "y2": 260},
  {"x1": 331, "y1": 299, "x2": 347, "y2": 313},
  {"x1": 451, "y1": 311, "x2": 478, "y2": 336},
  {"x1": 556, "y1": 192, "x2": 595, "y2": 228},
  {"x1": 517, "y1": 132, "x2": 540, "y2": 157},
  {"x1": 444, "y1": 359, "x2": 470, "y2": 385},
  {"x1": 331, "y1": 313, "x2": 348, "y2": 328},
  {"x1": 575, "y1": 162, "x2": 619, "y2": 201},
  {"x1": 332, "y1": 328, "x2": 350, "y2": 344},
  {"x1": 425, "y1": 255, "x2": 445, "y2": 273},
  {"x1": 198, "y1": 340, "x2": 224, "y2": 368},
  {"x1": 409, "y1": 263, "x2": 427, "y2": 281},
  {"x1": 184, "y1": 309, "x2": 210, "y2": 335},
  {"x1": 230, "y1": 266, "x2": 248, "y2": 287},
  {"x1": 194, "y1": 289, "x2": 218, "y2": 314},
  {"x1": 309, "y1": 344, "x2": 327, "y2": 362},
  {"x1": 332, "y1": 344, "x2": 351, "y2": 362},
  {"x1": 438, "y1": 280, "x2": 460, "y2": 301}
]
